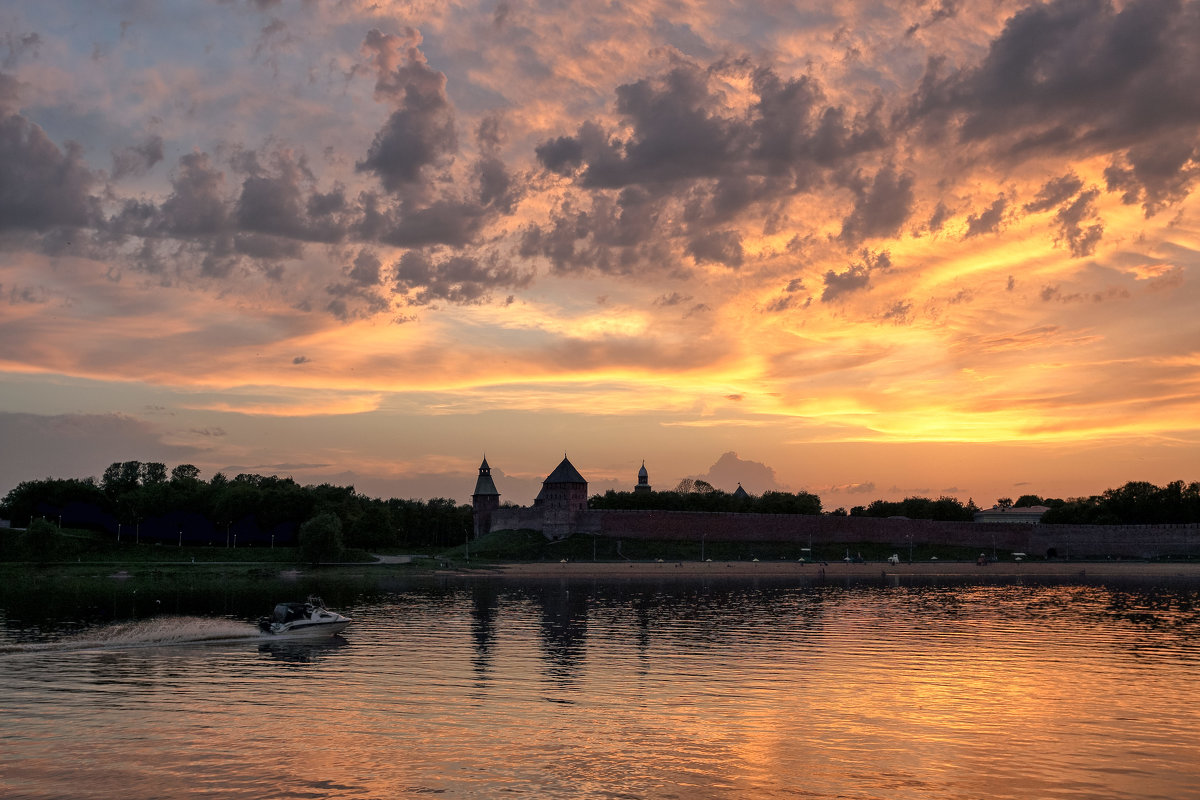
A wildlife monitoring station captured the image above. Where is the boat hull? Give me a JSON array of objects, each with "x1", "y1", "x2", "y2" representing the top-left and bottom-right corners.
[{"x1": 264, "y1": 620, "x2": 350, "y2": 639}]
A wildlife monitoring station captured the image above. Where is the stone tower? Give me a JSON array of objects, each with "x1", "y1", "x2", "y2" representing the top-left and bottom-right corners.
[
  {"x1": 634, "y1": 460, "x2": 651, "y2": 493},
  {"x1": 471, "y1": 457, "x2": 500, "y2": 538},
  {"x1": 534, "y1": 455, "x2": 588, "y2": 539}
]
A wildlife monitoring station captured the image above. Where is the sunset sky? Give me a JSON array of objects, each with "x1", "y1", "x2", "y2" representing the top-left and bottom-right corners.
[{"x1": 1, "y1": 0, "x2": 1197, "y2": 507}]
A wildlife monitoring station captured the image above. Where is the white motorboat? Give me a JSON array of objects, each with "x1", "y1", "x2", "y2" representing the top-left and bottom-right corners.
[{"x1": 258, "y1": 596, "x2": 351, "y2": 638}]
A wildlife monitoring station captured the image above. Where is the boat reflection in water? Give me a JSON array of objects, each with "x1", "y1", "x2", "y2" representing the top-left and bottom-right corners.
[
  {"x1": 258, "y1": 635, "x2": 349, "y2": 663},
  {"x1": 257, "y1": 596, "x2": 351, "y2": 638}
]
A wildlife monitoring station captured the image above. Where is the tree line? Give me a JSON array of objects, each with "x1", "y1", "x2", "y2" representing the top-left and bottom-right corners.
[
  {"x1": 589, "y1": 483, "x2": 823, "y2": 515},
  {"x1": 0, "y1": 461, "x2": 472, "y2": 551},
  {"x1": 591, "y1": 478, "x2": 1200, "y2": 524}
]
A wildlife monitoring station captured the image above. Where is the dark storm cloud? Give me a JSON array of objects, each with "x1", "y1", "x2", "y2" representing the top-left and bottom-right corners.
[
  {"x1": 1104, "y1": 138, "x2": 1200, "y2": 215},
  {"x1": 1054, "y1": 187, "x2": 1104, "y2": 256},
  {"x1": 1024, "y1": 172, "x2": 1084, "y2": 213},
  {"x1": 907, "y1": 0, "x2": 1200, "y2": 207},
  {"x1": 347, "y1": 249, "x2": 383, "y2": 286},
  {"x1": 519, "y1": 191, "x2": 677, "y2": 275},
  {"x1": 750, "y1": 65, "x2": 886, "y2": 174},
  {"x1": 525, "y1": 56, "x2": 905, "y2": 274},
  {"x1": 821, "y1": 263, "x2": 871, "y2": 301},
  {"x1": 0, "y1": 85, "x2": 100, "y2": 231},
  {"x1": 821, "y1": 249, "x2": 891, "y2": 302},
  {"x1": 581, "y1": 61, "x2": 739, "y2": 188},
  {"x1": 393, "y1": 250, "x2": 529, "y2": 306},
  {"x1": 356, "y1": 28, "x2": 457, "y2": 193},
  {"x1": 379, "y1": 197, "x2": 489, "y2": 248},
  {"x1": 686, "y1": 229, "x2": 744, "y2": 267},
  {"x1": 536, "y1": 57, "x2": 887, "y2": 195},
  {"x1": 475, "y1": 155, "x2": 516, "y2": 212},
  {"x1": 234, "y1": 151, "x2": 348, "y2": 243},
  {"x1": 964, "y1": 197, "x2": 1007, "y2": 237},
  {"x1": 838, "y1": 165, "x2": 915, "y2": 243},
  {"x1": 926, "y1": 201, "x2": 951, "y2": 233},
  {"x1": 160, "y1": 152, "x2": 229, "y2": 237},
  {"x1": 535, "y1": 134, "x2": 584, "y2": 175}
]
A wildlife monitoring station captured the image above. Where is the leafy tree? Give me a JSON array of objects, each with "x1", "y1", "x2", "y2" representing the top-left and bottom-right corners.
[
  {"x1": 171, "y1": 464, "x2": 201, "y2": 483},
  {"x1": 345, "y1": 501, "x2": 395, "y2": 549},
  {"x1": 857, "y1": 496, "x2": 974, "y2": 521},
  {"x1": 101, "y1": 461, "x2": 143, "y2": 498},
  {"x1": 140, "y1": 462, "x2": 168, "y2": 485},
  {"x1": 298, "y1": 513, "x2": 343, "y2": 565}
]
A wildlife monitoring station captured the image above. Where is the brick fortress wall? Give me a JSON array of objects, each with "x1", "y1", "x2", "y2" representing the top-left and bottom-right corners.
[{"x1": 568, "y1": 509, "x2": 1200, "y2": 559}]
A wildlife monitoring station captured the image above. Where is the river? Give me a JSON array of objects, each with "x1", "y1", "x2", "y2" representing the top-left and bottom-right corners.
[{"x1": 2, "y1": 572, "x2": 1199, "y2": 799}]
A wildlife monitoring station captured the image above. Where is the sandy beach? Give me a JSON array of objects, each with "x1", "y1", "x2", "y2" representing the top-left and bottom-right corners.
[{"x1": 471, "y1": 559, "x2": 1200, "y2": 580}]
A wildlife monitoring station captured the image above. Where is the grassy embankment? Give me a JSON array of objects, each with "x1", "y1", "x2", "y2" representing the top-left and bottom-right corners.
[
  {"x1": 0, "y1": 526, "x2": 404, "y2": 573},
  {"x1": 2, "y1": 524, "x2": 1023, "y2": 576}
]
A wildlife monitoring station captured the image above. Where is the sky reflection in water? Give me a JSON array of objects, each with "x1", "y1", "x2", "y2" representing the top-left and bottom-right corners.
[{"x1": 2, "y1": 579, "x2": 1199, "y2": 799}]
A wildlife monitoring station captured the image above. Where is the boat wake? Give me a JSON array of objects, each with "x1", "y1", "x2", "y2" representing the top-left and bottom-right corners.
[{"x1": 0, "y1": 616, "x2": 265, "y2": 655}]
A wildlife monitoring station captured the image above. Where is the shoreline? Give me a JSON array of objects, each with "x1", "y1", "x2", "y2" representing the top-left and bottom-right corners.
[{"x1": 469, "y1": 559, "x2": 1200, "y2": 580}]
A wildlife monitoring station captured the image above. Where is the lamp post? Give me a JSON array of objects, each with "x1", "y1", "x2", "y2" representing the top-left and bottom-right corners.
[{"x1": 118, "y1": 523, "x2": 122, "y2": 543}]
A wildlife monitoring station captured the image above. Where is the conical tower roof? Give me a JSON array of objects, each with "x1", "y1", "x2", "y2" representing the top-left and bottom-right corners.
[
  {"x1": 473, "y1": 457, "x2": 499, "y2": 496},
  {"x1": 544, "y1": 455, "x2": 587, "y2": 485}
]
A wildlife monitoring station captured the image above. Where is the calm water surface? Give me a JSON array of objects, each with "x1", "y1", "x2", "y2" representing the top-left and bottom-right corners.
[{"x1": 3, "y1": 576, "x2": 1199, "y2": 799}]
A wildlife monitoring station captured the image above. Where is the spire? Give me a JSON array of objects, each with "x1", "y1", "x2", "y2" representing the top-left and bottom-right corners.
[
  {"x1": 473, "y1": 457, "x2": 499, "y2": 496},
  {"x1": 635, "y1": 459, "x2": 651, "y2": 492}
]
